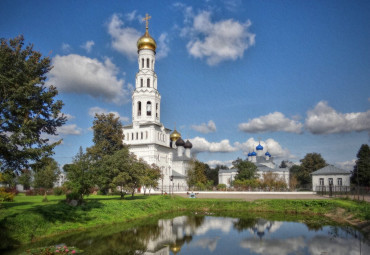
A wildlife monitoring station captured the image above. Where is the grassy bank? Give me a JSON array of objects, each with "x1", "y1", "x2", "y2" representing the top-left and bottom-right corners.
[{"x1": 1, "y1": 194, "x2": 369, "y2": 250}]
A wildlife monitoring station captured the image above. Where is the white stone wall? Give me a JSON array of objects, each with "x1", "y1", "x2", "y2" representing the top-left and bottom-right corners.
[
  {"x1": 218, "y1": 171, "x2": 237, "y2": 187},
  {"x1": 312, "y1": 174, "x2": 351, "y2": 191}
]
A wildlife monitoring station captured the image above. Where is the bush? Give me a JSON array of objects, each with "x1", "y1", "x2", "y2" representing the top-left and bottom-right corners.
[
  {"x1": 21, "y1": 245, "x2": 83, "y2": 254},
  {"x1": 0, "y1": 187, "x2": 15, "y2": 202},
  {"x1": 217, "y1": 184, "x2": 227, "y2": 191},
  {"x1": 66, "y1": 191, "x2": 81, "y2": 201},
  {"x1": 53, "y1": 187, "x2": 65, "y2": 196},
  {"x1": 4, "y1": 187, "x2": 19, "y2": 195}
]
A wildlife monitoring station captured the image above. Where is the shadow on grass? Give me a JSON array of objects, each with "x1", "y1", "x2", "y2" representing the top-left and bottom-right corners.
[{"x1": 0, "y1": 202, "x2": 35, "y2": 209}]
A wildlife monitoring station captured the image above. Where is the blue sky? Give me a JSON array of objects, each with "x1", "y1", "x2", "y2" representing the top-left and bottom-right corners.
[{"x1": 1, "y1": 0, "x2": 369, "y2": 170}]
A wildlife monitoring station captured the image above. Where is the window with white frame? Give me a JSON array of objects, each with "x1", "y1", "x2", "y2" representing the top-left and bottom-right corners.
[
  {"x1": 337, "y1": 178, "x2": 342, "y2": 186},
  {"x1": 319, "y1": 178, "x2": 324, "y2": 185}
]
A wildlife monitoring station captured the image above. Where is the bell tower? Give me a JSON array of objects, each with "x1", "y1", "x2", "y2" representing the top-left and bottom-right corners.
[{"x1": 132, "y1": 14, "x2": 161, "y2": 125}]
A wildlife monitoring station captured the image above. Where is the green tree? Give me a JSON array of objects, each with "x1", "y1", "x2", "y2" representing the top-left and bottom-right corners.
[
  {"x1": 233, "y1": 158, "x2": 258, "y2": 181},
  {"x1": 87, "y1": 113, "x2": 124, "y2": 160},
  {"x1": 33, "y1": 157, "x2": 60, "y2": 189},
  {"x1": 1, "y1": 169, "x2": 16, "y2": 187},
  {"x1": 64, "y1": 147, "x2": 94, "y2": 200},
  {"x1": 298, "y1": 153, "x2": 327, "y2": 186},
  {"x1": 17, "y1": 169, "x2": 32, "y2": 190},
  {"x1": 351, "y1": 144, "x2": 370, "y2": 186},
  {"x1": 0, "y1": 36, "x2": 66, "y2": 172},
  {"x1": 187, "y1": 160, "x2": 208, "y2": 188},
  {"x1": 142, "y1": 164, "x2": 161, "y2": 195},
  {"x1": 206, "y1": 164, "x2": 227, "y2": 186}
]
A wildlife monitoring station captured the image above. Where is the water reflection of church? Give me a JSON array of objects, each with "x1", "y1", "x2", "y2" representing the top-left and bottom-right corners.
[
  {"x1": 142, "y1": 216, "x2": 282, "y2": 255},
  {"x1": 143, "y1": 216, "x2": 197, "y2": 255}
]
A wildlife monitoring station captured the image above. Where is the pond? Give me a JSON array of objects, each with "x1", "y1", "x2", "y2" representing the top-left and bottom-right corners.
[{"x1": 4, "y1": 212, "x2": 370, "y2": 254}]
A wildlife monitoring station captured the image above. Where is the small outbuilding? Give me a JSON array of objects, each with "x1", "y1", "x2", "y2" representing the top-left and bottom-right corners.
[{"x1": 311, "y1": 165, "x2": 351, "y2": 192}]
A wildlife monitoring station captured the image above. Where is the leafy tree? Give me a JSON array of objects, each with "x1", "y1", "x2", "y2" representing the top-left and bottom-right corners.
[
  {"x1": 33, "y1": 157, "x2": 60, "y2": 189},
  {"x1": 279, "y1": 160, "x2": 287, "y2": 168},
  {"x1": 97, "y1": 148, "x2": 147, "y2": 197},
  {"x1": 18, "y1": 169, "x2": 32, "y2": 190},
  {"x1": 1, "y1": 169, "x2": 16, "y2": 187},
  {"x1": 187, "y1": 160, "x2": 208, "y2": 188},
  {"x1": 297, "y1": 153, "x2": 327, "y2": 186},
  {"x1": 206, "y1": 165, "x2": 227, "y2": 186},
  {"x1": 142, "y1": 164, "x2": 161, "y2": 195},
  {"x1": 0, "y1": 36, "x2": 66, "y2": 172},
  {"x1": 351, "y1": 144, "x2": 370, "y2": 186},
  {"x1": 233, "y1": 158, "x2": 258, "y2": 181},
  {"x1": 64, "y1": 147, "x2": 94, "y2": 200},
  {"x1": 87, "y1": 113, "x2": 124, "y2": 160}
]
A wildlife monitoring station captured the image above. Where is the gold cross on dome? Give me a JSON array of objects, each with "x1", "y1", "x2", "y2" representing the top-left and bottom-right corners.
[{"x1": 143, "y1": 13, "x2": 151, "y2": 29}]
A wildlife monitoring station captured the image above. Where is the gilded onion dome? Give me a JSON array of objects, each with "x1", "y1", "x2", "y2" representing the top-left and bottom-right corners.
[
  {"x1": 137, "y1": 14, "x2": 157, "y2": 52},
  {"x1": 170, "y1": 129, "x2": 181, "y2": 141}
]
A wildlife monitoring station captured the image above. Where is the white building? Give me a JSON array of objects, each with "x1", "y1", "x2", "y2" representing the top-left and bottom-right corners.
[
  {"x1": 123, "y1": 16, "x2": 192, "y2": 192},
  {"x1": 218, "y1": 143, "x2": 290, "y2": 188},
  {"x1": 311, "y1": 165, "x2": 351, "y2": 191}
]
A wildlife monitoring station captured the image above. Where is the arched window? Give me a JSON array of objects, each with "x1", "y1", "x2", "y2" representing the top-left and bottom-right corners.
[
  {"x1": 136, "y1": 132, "x2": 138, "y2": 140},
  {"x1": 141, "y1": 58, "x2": 144, "y2": 68},
  {"x1": 141, "y1": 132, "x2": 143, "y2": 139},
  {"x1": 140, "y1": 79, "x2": 143, "y2": 87},
  {"x1": 146, "y1": 58, "x2": 149, "y2": 68},
  {"x1": 146, "y1": 131, "x2": 148, "y2": 139},
  {"x1": 146, "y1": 101, "x2": 152, "y2": 116},
  {"x1": 156, "y1": 103, "x2": 158, "y2": 118},
  {"x1": 137, "y1": 101, "x2": 141, "y2": 116},
  {"x1": 131, "y1": 133, "x2": 134, "y2": 140},
  {"x1": 147, "y1": 78, "x2": 150, "y2": 87}
]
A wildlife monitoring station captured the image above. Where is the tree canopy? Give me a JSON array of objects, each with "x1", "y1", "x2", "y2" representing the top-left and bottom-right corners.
[
  {"x1": 233, "y1": 158, "x2": 258, "y2": 181},
  {"x1": 187, "y1": 160, "x2": 208, "y2": 187},
  {"x1": 87, "y1": 113, "x2": 124, "y2": 159},
  {"x1": 0, "y1": 36, "x2": 66, "y2": 172},
  {"x1": 33, "y1": 157, "x2": 60, "y2": 189},
  {"x1": 296, "y1": 153, "x2": 327, "y2": 186},
  {"x1": 351, "y1": 144, "x2": 370, "y2": 186}
]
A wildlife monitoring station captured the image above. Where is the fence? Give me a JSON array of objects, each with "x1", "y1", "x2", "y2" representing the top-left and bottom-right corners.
[{"x1": 315, "y1": 185, "x2": 369, "y2": 200}]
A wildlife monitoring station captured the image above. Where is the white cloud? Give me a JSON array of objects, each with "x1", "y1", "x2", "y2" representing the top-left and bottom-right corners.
[
  {"x1": 205, "y1": 160, "x2": 233, "y2": 168},
  {"x1": 305, "y1": 101, "x2": 370, "y2": 134},
  {"x1": 81, "y1": 40, "x2": 95, "y2": 53},
  {"x1": 125, "y1": 10, "x2": 137, "y2": 21},
  {"x1": 240, "y1": 236, "x2": 306, "y2": 255},
  {"x1": 57, "y1": 124, "x2": 82, "y2": 135},
  {"x1": 156, "y1": 33, "x2": 170, "y2": 60},
  {"x1": 239, "y1": 112, "x2": 303, "y2": 134},
  {"x1": 234, "y1": 137, "x2": 293, "y2": 158},
  {"x1": 182, "y1": 11, "x2": 255, "y2": 65},
  {"x1": 191, "y1": 120, "x2": 216, "y2": 134},
  {"x1": 88, "y1": 106, "x2": 129, "y2": 122},
  {"x1": 108, "y1": 13, "x2": 169, "y2": 60},
  {"x1": 335, "y1": 159, "x2": 356, "y2": 171},
  {"x1": 308, "y1": 236, "x2": 368, "y2": 255},
  {"x1": 61, "y1": 43, "x2": 72, "y2": 52},
  {"x1": 107, "y1": 13, "x2": 142, "y2": 60},
  {"x1": 48, "y1": 54, "x2": 132, "y2": 105},
  {"x1": 190, "y1": 136, "x2": 237, "y2": 153}
]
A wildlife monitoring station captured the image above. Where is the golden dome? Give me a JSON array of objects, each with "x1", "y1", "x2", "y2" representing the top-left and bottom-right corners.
[
  {"x1": 137, "y1": 29, "x2": 157, "y2": 52},
  {"x1": 170, "y1": 129, "x2": 181, "y2": 141},
  {"x1": 137, "y1": 14, "x2": 156, "y2": 52}
]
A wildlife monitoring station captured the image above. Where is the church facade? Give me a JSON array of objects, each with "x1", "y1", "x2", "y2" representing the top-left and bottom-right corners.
[
  {"x1": 122, "y1": 16, "x2": 192, "y2": 192},
  {"x1": 219, "y1": 143, "x2": 290, "y2": 188}
]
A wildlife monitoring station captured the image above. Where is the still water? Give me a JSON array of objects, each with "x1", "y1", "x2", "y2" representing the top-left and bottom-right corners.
[{"x1": 6, "y1": 213, "x2": 370, "y2": 255}]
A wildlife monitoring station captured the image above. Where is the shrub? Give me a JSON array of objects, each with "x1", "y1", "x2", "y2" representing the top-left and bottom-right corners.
[
  {"x1": 25, "y1": 189, "x2": 34, "y2": 196},
  {"x1": 53, "y1": 187, "x2": 64, "y2": 196},
  {"x1": 21, "y1": 245, "x2": 83, "y2": 254},
  {"x1": 0, "y1": 187, "x2": 15, "y2": 202},
  {"x1": 66, "y1": 191, "x2": 81, "y2": 201},
  {"x1": 4, "y1": 187, "x2": 19, "y2": 195},
  {"x1": 217, "y1": 184, "x2": 227, "y2": 191}
]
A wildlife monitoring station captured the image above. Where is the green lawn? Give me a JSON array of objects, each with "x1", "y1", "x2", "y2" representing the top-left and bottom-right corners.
[{"x1": 0, "y1": 193, "x2": 369, "y2": 250}]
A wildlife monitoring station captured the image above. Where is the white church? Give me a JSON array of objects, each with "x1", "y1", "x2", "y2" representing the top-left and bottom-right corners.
[
  {"x1": 122, "y1": 15, "x2": 192, "y2": 192},
  {"x1": 218, "y1": 143, "x2": 290, "y2": 188}
]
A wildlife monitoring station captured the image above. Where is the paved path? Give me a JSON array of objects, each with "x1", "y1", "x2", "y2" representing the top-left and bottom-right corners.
[{"x1": 173, "y1": 192, "x2": 327, "y2": 201}]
